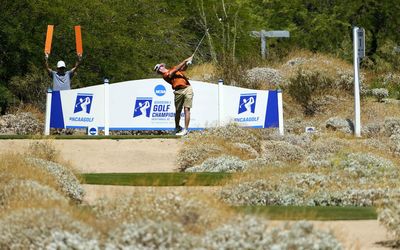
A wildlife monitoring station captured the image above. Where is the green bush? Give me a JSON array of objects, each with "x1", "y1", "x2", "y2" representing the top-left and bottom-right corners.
[
  {"x1": 9, "y1": 66, "x2": 48, "y2": 112},
  {"x1": 0, "y1": 85, "x2": 14, "y2": 115},
  {"x1": 287, "y1": 69, "x2": 333, "y2": 116}
]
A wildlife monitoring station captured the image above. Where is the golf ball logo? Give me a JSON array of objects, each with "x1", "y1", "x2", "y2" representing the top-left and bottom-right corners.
[
  {"x1": 154, "y1": 85, "x2": 166, "y2": 96},
  {"x1": 74, "y1": 93, "x2": 93, "y2": 114}
]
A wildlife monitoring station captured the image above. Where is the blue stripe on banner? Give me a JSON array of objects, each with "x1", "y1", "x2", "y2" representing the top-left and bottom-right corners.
[
  {"x1": 108, "y1": 127, "x2": 205, "y2": 131},
  {"x1": 264, "y1": 90, "x2": 279, "y2": 128},
  {"x1": 66, "y1": 126, "x2": 87, "y2": 129},
  {"x1": 50, "y1": 91, "x2": 65, "y2": 128}
]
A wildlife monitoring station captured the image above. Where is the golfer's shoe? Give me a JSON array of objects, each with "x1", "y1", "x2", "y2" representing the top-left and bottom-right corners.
[
  {"x1": 173, "y1": 126, "x2": 183, "y2": 135},
  {"x1": 176, "y1": 129, "x2": 188, "y2": 136}
]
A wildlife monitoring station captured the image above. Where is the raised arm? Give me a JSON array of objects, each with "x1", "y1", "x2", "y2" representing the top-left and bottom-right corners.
[
  {"x1": 44, "y1": 54, "x2": 52, "y2": 74},
  {"x1": 70, "y1": 55, "x2": 82, "y2": 74},
  {"x1": 168, "y1": 55, "x2": 193, "y2": 76}
]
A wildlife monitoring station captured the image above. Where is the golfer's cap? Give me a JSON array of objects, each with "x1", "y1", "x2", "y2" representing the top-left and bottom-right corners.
[
  {"x1": 154, "y1": 63, "x2": 165, "y2": 72},
  {"x1": 57, "y1": 61, "x2": 66, "y2": 68}
]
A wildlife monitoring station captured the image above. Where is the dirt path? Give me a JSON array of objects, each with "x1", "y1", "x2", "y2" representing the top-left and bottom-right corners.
[{"x1": 0, "y1": 139, "x2": 181, "y2": 172}]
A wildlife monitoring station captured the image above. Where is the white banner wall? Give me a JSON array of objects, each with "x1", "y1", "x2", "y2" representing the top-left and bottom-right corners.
[{"x1": 45, "y1": 78, "x2": 283, "y2": 134}]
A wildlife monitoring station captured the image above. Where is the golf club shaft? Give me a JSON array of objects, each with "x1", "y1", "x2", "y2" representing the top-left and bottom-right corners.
[{"x1": 191, "y1": 30, "x2": 208, "y2": 57}]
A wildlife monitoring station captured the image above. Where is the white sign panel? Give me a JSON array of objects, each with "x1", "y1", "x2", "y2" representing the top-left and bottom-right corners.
[
  {"x1": 357, "y1": 28, "x2": 365, "y2": 58},
  {"x1": 46, "y1": 79, "x2": 283, "y2": 133},
  {"x1": 264, "y1": 30, "x2": 290, "y2": 38}
]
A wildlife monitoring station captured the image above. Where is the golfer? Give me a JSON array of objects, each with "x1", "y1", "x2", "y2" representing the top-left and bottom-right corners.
[
  {"x1": 45, "y1": 54, "x2": 82, "y2": 91},
  {"x1": 154, "y1": 56, "x2": 194, "y2": 136}
]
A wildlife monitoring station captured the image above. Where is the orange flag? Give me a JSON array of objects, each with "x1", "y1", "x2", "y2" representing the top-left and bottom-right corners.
[
  {"x1": 44, "y1": 25, "x2": 54, "y2": 54},
  {"x1": 75, "y1": 26, "x2": 83, "y2": 56}
]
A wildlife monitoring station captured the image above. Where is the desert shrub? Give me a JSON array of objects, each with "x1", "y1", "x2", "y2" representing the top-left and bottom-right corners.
[
  {"x1": 362, "y1": 123, "x2": 383, "y2": 137},
  {"x1": 231, "y1": 143, "x2": 259, "y2": 158},
  {"x1": 0, "y1": 112, "x2": 42, "y2": 135},
  {"x1": 262, "y1": 132, "x2": 313, "y2": 148},
  {"x1": 8, "y1": 65, "x2": 48, "y2": 111},
  {"x1": 308, "y1": 137, "x2": 349, "y2": 155},
  {"x1": 185, "y1": 155, "x2": 248, "y2": 173},
  {"x1": 287, "y1": 70, "x2": 333, "y2": 115},
  {"x1": 371, "y1": 88, "x2": 389, "y2": 102},
  {"x1": 384, "y1": 117, "x2": 400, "y2": 136},
  {"x1": 200, "y1": 124, "x2": 262, "y2": 151},
  {"x1": 0, "y1": 208, "x2": 100, "y2": 249},
  {"x1": 28, "y1": 140, "x2": 59, "y2": 162},
  {"x1": 0, "y1": 85, "x2": 14, "y2": 115},
  {"x1": 261, "y1": 140, "x2": 306, "y2": 162},
  {"x1": 0, "y1": 179, "x2": 67, "y2": 209},
  {"x1": 390, "y1": 134, "x2": 400, "y2": 155},
  {"x1": 300, "y1": 153, "x2": 333, "y2": 168},
  {"x1": 281, "y1": 52, "x2": 360, "y2": 91},
  {"x1": 26, "y1": 158, "x2": 85, "y2": 202},
  {"x1": 92, "y1": 191, "x2": 232, "y2": 234},
  {"x1": 220, "y1": 177, "x2": 400, "y2": 207},
  {"x1": 177, "y1": 124, "x2": 262, "y2": 171},
  {"x1": 378, "y1": 198, "x2": 400, "y2": 244},
  {"x1": 245, "y1": 67, "x2": 284, "y2": 88},
  {"x1": 338, "y1": 153, "x2": 398, "y2": 179},
  {"x1": 0, "y1": 154, "x2": 59, "y2": 192},
  {"x1": 176, "y1": 143, "x2": 223, "y2": 171},
  {"x1": 105, "y1": 220, "x2": 195, "y2": 249},
  {"x1": 200, "y1": 217, "x2": 342, "y2": 250}
]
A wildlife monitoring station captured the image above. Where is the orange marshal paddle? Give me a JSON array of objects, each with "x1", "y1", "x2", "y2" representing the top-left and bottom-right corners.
[
  {"x1": 75, "y1": 25, "x2": 83, "y2": 56},
  {"x1": 44, "y1": 25, "x2": 54, "y2": 55}
]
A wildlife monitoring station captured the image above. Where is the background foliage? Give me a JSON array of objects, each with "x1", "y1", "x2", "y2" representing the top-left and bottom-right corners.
[{"x1": 0, "y1": 0, "x2": 399, "y2": 113}]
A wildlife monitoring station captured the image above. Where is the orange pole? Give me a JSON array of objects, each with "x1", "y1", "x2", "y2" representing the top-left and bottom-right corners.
[
  {"x1": 75, "y1": 25, "x2": 83, "y2": 56},
  {"x1": 44, "y1": 25, "x2": 54, "y2": 54}
]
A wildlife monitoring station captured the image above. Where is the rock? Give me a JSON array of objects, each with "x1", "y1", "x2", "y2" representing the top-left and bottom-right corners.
[{"x1": 325, "y1": 117, "x2": 354, "y2": 134}]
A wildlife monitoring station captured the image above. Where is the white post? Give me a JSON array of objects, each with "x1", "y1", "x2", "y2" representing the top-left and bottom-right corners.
[
  {"x1": 218, "y1": 79, "x2": 224, "y2": 126},
  {"x1": 104, "y1": 78, "x2": 110, "y2": 136},
  {"x1": 277, "y1": 90, "x2": 284, "y2": 135},
  {"x1": 44, "y1": 88, "x2": 52, "y2": 135},
  {"x1": 353, "y1": 27, "x2": 361, "y2": 137}
]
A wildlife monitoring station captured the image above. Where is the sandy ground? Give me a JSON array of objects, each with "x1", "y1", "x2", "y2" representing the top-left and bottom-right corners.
[
  {"x1": 0, "y1": 139, "x2": 395, "y2": 249},
  {"x1": 0, "y1": 139, "x2": 181, "y2": 172}
]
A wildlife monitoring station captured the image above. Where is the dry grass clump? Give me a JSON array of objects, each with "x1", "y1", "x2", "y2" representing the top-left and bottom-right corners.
[
  {"x1": 28, "y1": 139, "x2": 60, "y2": 162},
  {"x1": 0, "y1": 179, "x2": 68, "y2": 209},
  {"x1": 261, "y1": 140, "x2": 306, "y2": 162},
  {"x1": 26, "y1": 158, "x2": 85, "y2": 202},
  {"x1": 200, "y1": 217, "x2": 342, "y2": 250},
  {"x1": 280, "y1": 50, "x2": 356, "y2": 88},
  {"x1": 186, "y1": 62, "x2": 217, "y2": 82},
  {"x1": 177, "y1": 124, "x2": 262, "y2": 171},
  {"x1": 105, "y1": 220, "x2": 195, "y2": 249},
  {"x1": 0, "y1": 153, "x2": 59, "y2": 191},
  {"x1": 0, "y1": 208, "x2": 100, "y2": 249},
  {"x1": 185, "y1": 155, "x2": 248, "y2": 173},
  {"x1": 92, "y1": 191, "x2": 233, "y2": 234},
  {"x1": 220, "y1": 147, "x2": 400, "y2": 207},
  {"x1": 0, "y1": 112, "x2": 42, "y2": 135},
  {"x1": 378, "y1": 198, "x2": 400, "y2": 246}
]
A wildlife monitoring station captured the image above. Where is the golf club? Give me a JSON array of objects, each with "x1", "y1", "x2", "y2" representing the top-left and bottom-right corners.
[{"x1": 187, "y1": 29, "x2": 208, "y2": 65}]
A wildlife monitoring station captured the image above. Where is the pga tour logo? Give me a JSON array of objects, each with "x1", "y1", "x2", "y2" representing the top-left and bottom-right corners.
[
  {"x1": 238, "y1": 93, "x2": 257, "y2": 114},
  {"x1": 74, "y1": 93, "x2": 93, "y2": 114},
  {"x1": 133, "y1": 97, "x2": 153, "y2": 118}
]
